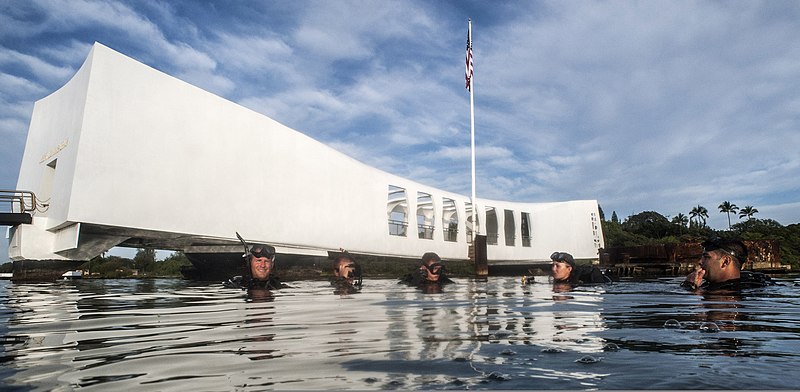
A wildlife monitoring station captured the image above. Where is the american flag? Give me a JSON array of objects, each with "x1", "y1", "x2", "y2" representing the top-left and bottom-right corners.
[{"x1": 465, "y1": 25, "x2": 473, "y2": 91}]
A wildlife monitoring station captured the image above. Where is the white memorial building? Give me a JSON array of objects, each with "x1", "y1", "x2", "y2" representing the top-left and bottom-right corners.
[{"x1": 8, "y1": 43, "x2": 603, "y2": 270}]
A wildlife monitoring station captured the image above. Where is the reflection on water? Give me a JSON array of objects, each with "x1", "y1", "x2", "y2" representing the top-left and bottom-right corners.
[{"x1": 1, "y1": 276, "x2": 799, "y2": 390}]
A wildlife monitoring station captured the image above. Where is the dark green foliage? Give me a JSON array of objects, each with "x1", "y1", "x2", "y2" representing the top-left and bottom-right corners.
[
  {"x1": 687, "y1": 224, "x2": 714, "y2": 239},
  {"x1": 732, "y1": 219, "x2": 800, "y2": 270},
  {"x1": 604, "y1": 212, "x2": 798, "y2": 269},
  {"x1": 77, "y1": 251, "x2": 190, "y2": 278},
  {"x1": 671, "y1": 213, "x2": 689, "y2": 235},
  {"x1": 779, "y1": 224, "x2": 800, "y2": 270},
  {"x1": 689, "y1": 205, "x2": 709, "y2": 228},
  {"x1": 738, "y1": 205, "x2": 759, "y2": 220},
  {"x1": 89, "y1": 256, "x2": 134, "y2": 278},
  {"x1": 621, "y1": 211, "x2": 675, "y2": 239},
  {"x1": 0, "y1": 262, "x2": 12, "y2": 273},
  {"x1": 602, "y1": 220, "x2": 652, "y2": 247},
  {"x1": 151, "y1": 252, "x2": 192, "y2": 276},
  {"x1": 134, "y1": 248, "x2": 157, "y2": 273},
  {"x1": 732, "y1": 218, "x2": 783, "y2": 234}
]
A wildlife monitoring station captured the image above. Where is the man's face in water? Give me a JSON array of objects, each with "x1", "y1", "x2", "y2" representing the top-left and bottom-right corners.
[
  {"x1": 335, "y1": 260, "x2": 357, "y2": 283},
  {"x1": 250, "y1": 256, "x2": 273, "y2": 280},
  {"x1": 421, "y1": 261, "x2": 443, "y2": 282},
  {"x1": 698, "y1": 249, "x2": 731, "y2": 283},
  {"x1": 551, "y1": 261, "x2": 572, "y2": 282}
]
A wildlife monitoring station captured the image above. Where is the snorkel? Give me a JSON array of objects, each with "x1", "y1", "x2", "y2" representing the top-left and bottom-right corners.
[
  {"x1": 352, "y1": 262, "x2": 363, "y2": 288},
  {"x1": 236, "y1": 232, "x2": 277, "y2": 279},
  {"x1": 236, "y1": 232, "x2": 249, "y2": 259}
]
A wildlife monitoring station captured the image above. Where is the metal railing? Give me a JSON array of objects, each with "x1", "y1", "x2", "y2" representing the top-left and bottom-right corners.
[
  {"x1": 417, "y1": 224, "x2": 434, "y2": 240},
  {"x1": 443, "y1": 227, "x2": 458, "y2": 242},
  {"x1": 0, "y1": 190, "x2": 39, "y2": 213},
  {"x1": 388, "y1": 219, "x2": 408, "y2": 236}
]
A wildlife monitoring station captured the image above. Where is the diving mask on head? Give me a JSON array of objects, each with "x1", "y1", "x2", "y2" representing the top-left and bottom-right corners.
[{"x1": 425, "y1": 262, "x2": 443, "y2": 274}]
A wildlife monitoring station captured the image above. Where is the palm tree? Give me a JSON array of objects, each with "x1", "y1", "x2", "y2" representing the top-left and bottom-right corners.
[
  {"x1": 698, "y1": 205, "x2": 709, "y2": 226},
  {"x1": 672, "y1": 213, "x2": 689, "y2": 234},
  {"x1": 739, "y1": 205, "x2": 759, "y2": 221},
  {"x1": 689, "y1": 205, "x2": 709, "y2": 228},
  {"x1": 689, "y1": 208, "x2": 698, "y2": 228},
  {"x1": 718, "y1": 201, "x2": 739, "y2": 230}
]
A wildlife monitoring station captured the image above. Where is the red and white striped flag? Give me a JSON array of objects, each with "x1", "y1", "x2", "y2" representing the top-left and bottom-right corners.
[{"x1": 465, "y1": 24, "x2": 473, "y2": 91}]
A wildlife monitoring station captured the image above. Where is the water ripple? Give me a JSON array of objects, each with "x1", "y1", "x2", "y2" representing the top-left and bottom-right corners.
[{"x1": 1, "y1": 276, "x2": 799, "y2": 390}]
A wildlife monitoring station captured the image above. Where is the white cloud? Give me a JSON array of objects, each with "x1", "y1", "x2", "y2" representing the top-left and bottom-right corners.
[
  {"x1": 212, "y1": 33, "x2": 294, "y2": 74},
  {"x1": 759, "y1": 201, "x2": 800, "y2": 226},
  {"x1": 0, "y1": 47, "x2": 75, "y2": 84},
  {"x1": 32, "y1": 0, "x2": 217, "y2": 75},
  {"x1": 0, "y1": 72, "x2": 46, "y2": 100},
  {"x1": 292, "y1": 1, "x2": 436, "y2": 61},
  {"x1": 468, "y1": 1, "x2": 799, "y2": 223},
  {"x1": 1, "y1": 0, "x2": 799, "y2": 233}
]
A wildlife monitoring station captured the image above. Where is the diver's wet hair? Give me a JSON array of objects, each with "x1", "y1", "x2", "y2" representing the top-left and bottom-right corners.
[
  {"x1": 333, "y1": 253, "x2": 356, "y2": 265},
  {"x1": 421, "y1": 252, "x2": 441, "y2": 264},
  {"x1": 550, "y1": 251, "x2": 575, "y2": 267},
  {"x1": 702, "y1": 237, "x2": 747, "y2": 267}
]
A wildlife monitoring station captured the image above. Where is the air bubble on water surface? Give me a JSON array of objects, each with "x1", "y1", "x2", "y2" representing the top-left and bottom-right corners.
[
  {"x1": 699, "y1": 322, "x2": 720, "y2": 333},
  {"x1": 664, "y1": 319, "x2": 682, "y2": 329},
  {"x1": 575, "y1": 355, "x2": 602, "y2": 364}
]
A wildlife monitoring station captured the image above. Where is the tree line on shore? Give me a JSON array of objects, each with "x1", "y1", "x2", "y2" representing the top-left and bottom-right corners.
[
  {"x1": 0, "y1": 249, "x2": 192, "y2": 278},
  {"x1": 82, "y1": 249, "x2": 193, "y2": 278},
  {"x1": 600, "y1": 201, "x2": 799, "y2": 270}
]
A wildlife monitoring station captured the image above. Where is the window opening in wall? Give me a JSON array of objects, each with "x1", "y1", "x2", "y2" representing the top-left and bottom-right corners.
[
  {"x1": 417, "y1": 192, "x2": 434, "y2": 240},
  {"x1": 37, "y1": 159, "x2": 57, "y2": 217},
  {"x1": 465, "y1": 202, "x2": 478, "y2": 244},
  {"x1": 485, "y1": 207, "x2": 498, "y2": 245},
  {"x1": 387, "y1": 185, "x2": 408, "y2": 236},
  {"x1": 442, "y1": 198, "x2": 458, "y2": 242},
  {"x1": 591, "y1": 212, "x2": 601, "y2": 248},
  {"x1": 504, "y1": 209, "x2": 516, "y2": 246},
  {"x1": 521, "y1": 212, "x2": 532, "y2": 247}
]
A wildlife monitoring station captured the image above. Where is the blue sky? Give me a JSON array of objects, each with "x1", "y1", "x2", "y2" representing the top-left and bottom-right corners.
[{"x1": 2, "y1": 1, "x2": 799, "y2": 262}]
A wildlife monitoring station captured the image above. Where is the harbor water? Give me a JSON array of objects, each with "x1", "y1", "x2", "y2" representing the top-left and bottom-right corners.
[{"x1": 1, "y1": 275, "x2": 799, "y2": 390}]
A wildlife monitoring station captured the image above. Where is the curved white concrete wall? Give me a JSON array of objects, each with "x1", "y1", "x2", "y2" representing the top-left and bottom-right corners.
[{"x1": 11, "y1": 43, "x2": 603, "y2": 262}]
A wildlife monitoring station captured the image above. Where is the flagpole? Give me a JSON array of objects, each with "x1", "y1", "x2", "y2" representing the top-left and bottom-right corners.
[{"x1": 467, "y1": 19, "x2": 478, "y2": 241}]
